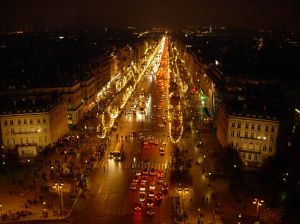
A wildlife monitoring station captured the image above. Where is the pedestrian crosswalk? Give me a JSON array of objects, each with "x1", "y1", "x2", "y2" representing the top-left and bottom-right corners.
[{"x1": 97, "y1": 160, "x2": 169, "y2": 170}]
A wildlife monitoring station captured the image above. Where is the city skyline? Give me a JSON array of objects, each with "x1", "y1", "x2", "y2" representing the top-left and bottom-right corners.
[{"x1": 0, "y1": 0, "x2": 300, "y2": 31}]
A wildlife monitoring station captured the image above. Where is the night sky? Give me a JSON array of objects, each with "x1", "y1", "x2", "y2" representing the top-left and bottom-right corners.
[{"x1": 0, "y1": 0, "x2": 299, "y2": 30}]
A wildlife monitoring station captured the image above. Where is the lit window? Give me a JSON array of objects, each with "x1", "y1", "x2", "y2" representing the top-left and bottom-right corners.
[{"x1": 231, "y1": 122, "x2": 235, "y2": 128}]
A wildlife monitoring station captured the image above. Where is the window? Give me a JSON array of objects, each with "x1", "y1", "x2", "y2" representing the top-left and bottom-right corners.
[
  {"x1": 269, "y1": 147, "x2": 273, "y2": 152},
  {"x1": 10, "y1": 120, "x2": 13, "y2": 125},
  {"x1": 248, "y1": 154, "x2": 252, "y2": 160},
  {"x1": 24, "y1": 119, "x2": 27, "y2": 124},
  {"x1": 254, "y1": 155, "x2": 258, "y2": 161},
  {"x1": 43, "y1": 118, "x2": 46, "y2": 123},
  {"x1": 237, "y1": 131, "x2": 240, "y2": 137},
  {"x1": 231, "y1": 131, "x2": 235, "y2": 137},
  {"x1": 265, "y1": 126, "x2": 269, "y2": 132},
  {"x1": 245, "y1": 132, "x2": 248, "y2": 137},
  {"x1": 242, "y1": 153, "x2": 246, "y2": 159},
  {"x1": 251, "y1": 124, "x2": 255, "y2": 130},
  {"x1": 30, "y1": 119, "x2": 33, "y2": 124},
  {"x1": 257, "y1": 125, "x2": 261, "y2": 131},
  {"x1": 271, "y1": 126, "x2": 275, "y2": 132},
  {"x1": 263, "y1": 146, "x2": 266, "y2": 151},
  {"x1": 270, "y1": 136, "x2": 273, "y2": 142},
  {"x1": 237, "y1": 122, "x2": 241, "y2": 128},
  {"x1": 245, "y1": 123, "x2": 249, "y2": 129},
  {"x1": 18, "y1": 119, "x2": 21, "y2": 125},
  {"x1": 251, "y1": 132, "x2": 254, "y2": 138},
  {"x1": 4, "y1": 120, "x2": 7, "y2": 126},
  {"x1": 231, "y1": 122, "x2": 235, "y2": 128}
]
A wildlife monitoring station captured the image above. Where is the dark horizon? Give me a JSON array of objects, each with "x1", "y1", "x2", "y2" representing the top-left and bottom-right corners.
[{"x1": 0, "y1": 0, "x2": 299, "y2": 31}]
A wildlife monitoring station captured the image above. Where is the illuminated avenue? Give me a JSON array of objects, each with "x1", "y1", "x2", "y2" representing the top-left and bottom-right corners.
[{"x1": 0, "y1": 28, "x2": 300, "y2": 224}]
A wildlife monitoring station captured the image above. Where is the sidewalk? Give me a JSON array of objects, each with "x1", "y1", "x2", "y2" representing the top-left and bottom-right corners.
[{"x1": 0, "y1": 129, "x2": 105, "y2": 223}]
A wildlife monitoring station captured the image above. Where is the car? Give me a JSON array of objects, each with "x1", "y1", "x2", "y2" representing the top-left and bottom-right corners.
[
  {"x1": 149, "y1": 182, "x2": 156, "y2": 190},
  {"x1": 146, "y1": 209, "x2": 155, "y2": 216},
  {"x1": 177, "y1": 183, "x2": 183, "y2": 193},
  {"x1": 162, "y1": 183, "x2": 168, "y2": 193},
  {"x1": 139, "y1": 192, "x2": 146, "y2": 202},
  {"x1": 153, "y1": 104, "x2": 157, "y2": 108},
  {"x1": 133, "y1": 175, "x2": 140, "y2": 183},
  {"x1": 154, "y1": 139, "x2": 159, "y2": 145},
  {"x1": 135, "y1": 170, "x2": 141, "y2": 176},
  {"x1": 158, "y1": 106, "x2": 161, "y2": 109},
  {"x1": 162, "y1": 116, "x2": 166, "y2": 119},
  {"x1": 157, "y1": 170, "x2": 163, "y2": 178},
  {"x1": 147, "y1": 198, "x2": 154, "y2": 208},
  {"x1": 162, "y1": 140, "x2": 166, "y2": 145},
  {"x1": 149, "y1": 168, "x2": 156, "y2": 176},
  {"x1": 158, "y1": 123, "x2": 165, "y2": 128},
  {"x1": 130, "y1": 182, "x2": 137, "y2": 190},
  {"x1": 157, "y1": 114, "x2": 161, "y2": 118},
  {"x1": 142, "y1": 168, "x2": 149, "y2": 175},
  {"x1": 155, "y1": 192, "x2": 163, "y2": 201},
  {"x1": 134, "y1": 202, "x2": 142, "y2": 212},
  {"x1": 157, "y1": 176, "x2": 164, "y2": 184},
  {"x1": 141, "y1": 175, "x2": 147, "y2": 183},
  {"x1": 140, "y1": 183, "x2": 146, "y2": 191},
  {"x1": 149, "y1": 189, "x2": 155, "y2": 197},
  {"x1": 160, "y1": 147, "x2": 165, "y2": 155},
  {"x1": 144, "y1": 140, "x2": 149, "y2": 145},
  {"x1": 108, "y1": 152, "x2": 114, "y2": 159},
  {"x1": 151, "y1": 116, "x2": 156, "y2": 120}
]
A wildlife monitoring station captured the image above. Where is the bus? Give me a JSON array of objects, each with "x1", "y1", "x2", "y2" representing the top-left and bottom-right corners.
[{"x1": 112, "y1": 142, "x2": 124, "y2": 161}]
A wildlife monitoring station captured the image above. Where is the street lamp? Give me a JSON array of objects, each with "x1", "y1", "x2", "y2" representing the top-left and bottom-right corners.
[
  {"x1": 0, "y1": 204, "x2": 3, "y2": 214},
  {"x1": 253, "y1": 198, "x2": 264, "y2": 217},
  {"x1": 53, "y1": 182, "x2": 64, "y2": 216}
]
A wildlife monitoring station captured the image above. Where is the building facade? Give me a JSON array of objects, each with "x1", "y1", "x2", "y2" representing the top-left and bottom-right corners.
[
  {"x1": 216, "y1": 104, "x2": 279, "y2": 167},
  {"x1": 0, "y1": 95, "x2": 68, "y2": 158}
]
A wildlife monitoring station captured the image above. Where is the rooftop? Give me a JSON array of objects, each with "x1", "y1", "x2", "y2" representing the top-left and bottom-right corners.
[{"x1": 0, "y1": 94, "x2": 64, "y2": 115}]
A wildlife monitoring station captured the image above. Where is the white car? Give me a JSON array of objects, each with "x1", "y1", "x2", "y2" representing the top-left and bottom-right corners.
[
  {"x1": 140, "y1": 183, "x2": 146, "y2": 191},
  {"x1": 130, "y1": 182, "x2": 137, "y2": 190},
  {"x1": 139, "y1": 192, "x2": 146, "y2": 202}
]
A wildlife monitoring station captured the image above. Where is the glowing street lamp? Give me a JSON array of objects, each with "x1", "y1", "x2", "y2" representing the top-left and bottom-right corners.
[
  {"x1": 53, "y1": 182, "x2": 64, "y2": 216},
  {"x1": 253, "y1": 198, "x2": 264, "y2": 217}
]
